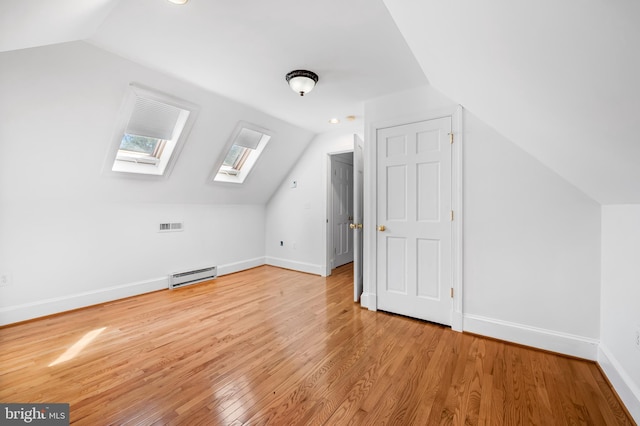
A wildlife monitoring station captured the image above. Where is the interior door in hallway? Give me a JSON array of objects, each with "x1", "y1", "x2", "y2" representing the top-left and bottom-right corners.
[
  {"x1": 332, "y1": 155, "x2": 354, "y2": 268},
  {"x1": 376, "y1": 117, "x2": 452, "y2": 325}
]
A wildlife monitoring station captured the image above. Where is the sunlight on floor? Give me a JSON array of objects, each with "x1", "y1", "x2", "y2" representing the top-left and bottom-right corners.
[{"x1": 48, "y1": 327, "x2": 106, "y2": 367}]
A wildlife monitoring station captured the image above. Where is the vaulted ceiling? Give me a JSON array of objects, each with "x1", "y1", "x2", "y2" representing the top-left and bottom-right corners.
[
  {"x1": 383, "y1": 0, "x2": 640, "y2": 204},
  {"x1": 0, "y1": 0, "x2": 427, "y2": 134},
  {"x1": 2, "y1": 0, "x2": 638, "y2": 204}
]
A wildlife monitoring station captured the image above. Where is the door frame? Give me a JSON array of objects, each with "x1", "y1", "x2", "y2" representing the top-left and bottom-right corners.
[
  {"x1": 353, "y1": 134, "x2": 365, "y2": 303},
  {"x1": 363, "y1": 105, "x2": 464, "y2": 331},
  {"x1": 325, "y1": 149, "x2": 354, "y2": 277}
]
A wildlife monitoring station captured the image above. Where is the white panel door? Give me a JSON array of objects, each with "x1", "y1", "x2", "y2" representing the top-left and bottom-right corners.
[
  {"x1": 376, "y1": 117, "x2": 452, "y2": 325},
  {"x1": 333, "y1": 157, "x2": 354, "y2": 268},
  {"x1": 353, "y1": 135, "x2": 364, "y2": 302}
]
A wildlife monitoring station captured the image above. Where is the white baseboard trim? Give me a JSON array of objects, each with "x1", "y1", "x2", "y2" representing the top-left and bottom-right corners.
[
  {"x1": 598, "y1": 345, "x2": 640, "y2": 423},
  {"x1": 264, "y1": 256, "x2": 324, "y2": 276},
  {"x1": 0, "y1": 277, "x2": 167, "y2": 326},
  {"x1": 217, "y1": 257, "x2": 265, "y2": 276},
  {"x1": 463, "y1": 313, "x2": 599, "y2": 360},
  {"x1": 0, "y1": 257, "x2": 268, "y2": 326},
  {"x1": 361, "y1": 292, "x2": 377, "y2": 311},
  {"x1": 451, "y1": 311, "x2": 463, "y2": 332}
]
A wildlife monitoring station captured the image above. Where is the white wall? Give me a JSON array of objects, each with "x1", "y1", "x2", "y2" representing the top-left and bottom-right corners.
[
  {"x1": 364, "y1": 85, "x2": 602, "y2": 359},
  {"x1": 462, "y1": 110, "x2": 601, "y2": 358},
  {"x1": 0, "y1": 41, "x2": 314, "y2": 324},
  {"x1": 0, "y1": 201, "x2": 265, "y2": 325},
  {"x1": 264, "y1": 129, "x2": 362, "y2": 276},
  {"x1": 600, "y1": 205, "x2": 640, "y2": 421}
]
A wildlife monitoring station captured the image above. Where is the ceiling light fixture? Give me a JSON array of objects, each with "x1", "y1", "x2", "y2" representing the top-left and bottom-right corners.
[
  {"x1": 329, "y1": 118, "x2": 340, "y2": 124},
  {"x1": 285, "y1": 70, "x2": 318, "y2": 96},
  {"x1": 167, "y1": 0, "x2": 188, "y2": 4}
]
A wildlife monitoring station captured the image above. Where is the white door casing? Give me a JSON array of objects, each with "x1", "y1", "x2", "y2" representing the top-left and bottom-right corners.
[
  {"x1": 376, "y1": 117, "x2": 453, "y2": 325},
  {"x1": 353, "y1": 135, "x2": 365, "y2": 302}
]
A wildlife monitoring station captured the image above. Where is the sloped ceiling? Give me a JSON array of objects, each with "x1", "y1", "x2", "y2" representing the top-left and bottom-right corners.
[
  {"x1": 382, "y1": 0, "x2": 640, "y2": 204},
  {"x1": 0, "y1": 41, "x2": 316, "y2": 205},
  {"x1": 2, "y1": 0, "x2": 638, "y2": 204},
  {"x1": 0, "y1": 0, "x2": 119, "y2": 51},
  {"x1": 88, "y1": 0, "x2": 427, "y2": 134},
  {"x1": 0, "y1": 0, "x2": 428, "y2": 205},
  {"x1": 0, "y1": 0, "x2": 427, "y2": 134}
]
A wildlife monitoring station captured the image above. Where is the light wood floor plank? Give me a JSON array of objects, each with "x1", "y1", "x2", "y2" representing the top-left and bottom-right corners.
[{"x1": 0, "y1": 264, "x2": 635, "y2": 425}]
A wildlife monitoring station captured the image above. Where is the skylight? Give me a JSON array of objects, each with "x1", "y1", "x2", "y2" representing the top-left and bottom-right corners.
[
  {"x1": 116, "y1": 134, "x2": 165, "y2": 165},
  {"x1": 213, "y1": 123, "x2": 272, "y2": 184},
  {"x1": 106, "y1": 84, "x2": 198, "y2": 177}
]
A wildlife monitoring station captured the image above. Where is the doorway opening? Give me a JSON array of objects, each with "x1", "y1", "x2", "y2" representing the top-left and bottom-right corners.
[
  {"x1": 328, "y1": 152, "x2": 354, "y2": 272},
  {"x1": 325, "y1": 134, "x2": 365, "y2": 303}
]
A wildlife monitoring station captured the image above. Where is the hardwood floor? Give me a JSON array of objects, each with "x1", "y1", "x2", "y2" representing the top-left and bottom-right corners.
[{"x1": 0, "y1": 265, "x2": 634, "y2": 425}]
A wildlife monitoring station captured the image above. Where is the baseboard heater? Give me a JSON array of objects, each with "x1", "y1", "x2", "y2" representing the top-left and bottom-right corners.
[{"x1": 169, "y1": 266, "x2": 217, "y2": 289}]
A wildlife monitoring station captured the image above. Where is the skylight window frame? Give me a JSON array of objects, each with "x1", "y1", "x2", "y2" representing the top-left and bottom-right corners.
[
  {"x1": 104, "y1": 84, "x2": 199, "y2": 179},
  {"x1": 211, "y1": 121, "x2": 273, "y2": 184}
]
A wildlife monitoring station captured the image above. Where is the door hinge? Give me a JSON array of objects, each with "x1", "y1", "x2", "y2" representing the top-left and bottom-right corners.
[
  {"x1": 449, "y1": 132, "x2": 454, "y2": 144},
  {"x1": 450, "y1": 287, "x2": 454, "y2": 298},
  {"x1": 450, "y1": 210, "x2": 454, "y2": 221}
]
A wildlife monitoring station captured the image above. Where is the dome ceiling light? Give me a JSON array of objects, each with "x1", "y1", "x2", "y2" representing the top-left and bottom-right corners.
[{"x1": 285, "y1": 70, "x2": 319, "y2": 96}]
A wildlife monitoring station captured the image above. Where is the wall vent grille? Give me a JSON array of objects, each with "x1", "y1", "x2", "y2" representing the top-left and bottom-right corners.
[{"x1": 159, "y1": 222, "x2": 184, "y2": 232}]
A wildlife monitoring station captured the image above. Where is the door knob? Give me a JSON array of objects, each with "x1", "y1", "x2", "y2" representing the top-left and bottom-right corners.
[
  {"x1": 349, "y1": 223, "x2": 356, "y2": 229},
  {"x1": 377, "y1": 225, "x2": 386, "y2": 232}
]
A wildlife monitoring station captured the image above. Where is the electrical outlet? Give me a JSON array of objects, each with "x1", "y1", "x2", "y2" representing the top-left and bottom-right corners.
[{"x1": 0, "y1": 273, "x2": 12, "y2": 287}]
